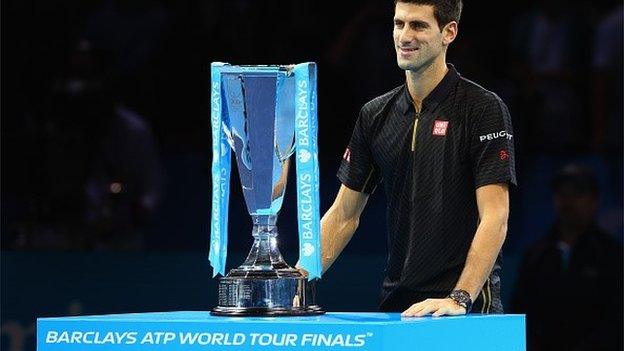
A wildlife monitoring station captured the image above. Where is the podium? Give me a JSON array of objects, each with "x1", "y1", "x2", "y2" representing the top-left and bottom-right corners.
[{"x1": 37, "y1": 312, "x2": 525, "y2": 350}]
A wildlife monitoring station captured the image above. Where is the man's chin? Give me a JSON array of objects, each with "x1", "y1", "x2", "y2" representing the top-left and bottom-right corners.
[{"x1": 397, "y1": 61, "x2": 420, "y2": 71}]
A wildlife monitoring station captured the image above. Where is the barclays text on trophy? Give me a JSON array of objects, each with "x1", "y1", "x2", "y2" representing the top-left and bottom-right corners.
[{"x1": 209, "y1": 62, "x2": 324, "y2": 316}]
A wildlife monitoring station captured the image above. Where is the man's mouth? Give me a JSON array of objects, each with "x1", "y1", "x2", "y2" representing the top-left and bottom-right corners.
[{"x1": 398, "y1": 47, "x2": 418, "y2": 55}]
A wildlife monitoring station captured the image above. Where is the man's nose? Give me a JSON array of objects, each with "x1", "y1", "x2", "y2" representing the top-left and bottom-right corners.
[{"x1": 398, "y1": 28, "x2": 414, "y2": 44}]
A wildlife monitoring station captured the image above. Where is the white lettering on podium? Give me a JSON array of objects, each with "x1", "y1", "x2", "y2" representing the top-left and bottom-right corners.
[
  {"x1": 43, "y1": 330, "x2": 374, "y2": 348},
  {"x1": 178, "y1": 332, "x2": 245, "y2": 346},
  {"x1": 44, "y1": 331, "x2": 139, "y2": 345},
  {"x1": 46, "y1": 331, "x2": 58, "y2": 343},
  {"x1": 250, "y1": 333, "x2": 298, "y2": 346},
  {"x1": 300, "y1": 333, "x2": 370, "y2": 347}
]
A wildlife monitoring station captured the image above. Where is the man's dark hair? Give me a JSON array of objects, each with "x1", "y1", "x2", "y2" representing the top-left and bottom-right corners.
[
  {"x1": 394, "y1": 0, "x2": 463, "y2": 29},
  {"x1": 552, "y1": 164, "x2": 599, "y2": 197}
]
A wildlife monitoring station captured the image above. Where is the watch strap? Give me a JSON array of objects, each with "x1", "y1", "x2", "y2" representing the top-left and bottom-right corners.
[{"x1": 449, "y1": 289, "x2": 473, "y2": 312}]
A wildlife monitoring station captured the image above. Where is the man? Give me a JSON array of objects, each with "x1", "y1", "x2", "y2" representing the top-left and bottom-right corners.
[
  {"x1": 512, "y1": 165, "x2": 622, "y2": 350},
  {"x1": 302, "y1": 0, "x2": 516, "y2": 316}
]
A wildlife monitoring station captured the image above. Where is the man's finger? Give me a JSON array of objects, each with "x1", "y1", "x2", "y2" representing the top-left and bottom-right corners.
[
  {"x1": 401, "y1": 301, "x2": 424, "y2": 316},
  {"x1": 413, "y1": 303, "x2": 438, "y2": 317},
  {"x1": 432, "y1": 306, "x2": 449, "y2": 317},
  {"x1": 401, "y1": 304, "x2": 420, "y2": 317},
  {"x1": 447, "y1": 306, "x2": 466, "y2": 315}
]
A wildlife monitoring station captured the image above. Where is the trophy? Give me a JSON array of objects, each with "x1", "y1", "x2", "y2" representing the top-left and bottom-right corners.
[{"x1": 209, "y1": 62, "x2": 324, "y2": 316}]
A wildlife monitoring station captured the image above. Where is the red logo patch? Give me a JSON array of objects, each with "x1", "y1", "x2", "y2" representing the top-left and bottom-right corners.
[
  {"x1": 499, "y1": 150, "x2": 509, "y2": 160},
  {"x1": 343, "y1": 148, "x2": 351, "y2": 162},
  {"x1": 432, "y1": 120, "x2": 449, "y2": 136}
]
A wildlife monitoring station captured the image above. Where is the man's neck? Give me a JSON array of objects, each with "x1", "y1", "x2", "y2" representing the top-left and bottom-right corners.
[{"x1": 406, "y1": 56, "x2": 448, "y2": 110}]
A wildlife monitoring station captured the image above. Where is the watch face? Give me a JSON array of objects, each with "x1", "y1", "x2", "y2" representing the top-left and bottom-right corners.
[
  {"x1": 453, "y1": 296, "x2": 467, "y2": 307},
  {"x1": 450, "y1": 290, "x2": 471, "y2": 309}
]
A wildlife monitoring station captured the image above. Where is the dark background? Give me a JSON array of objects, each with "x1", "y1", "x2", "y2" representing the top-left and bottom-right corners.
[{"x1": 1, "y1": 1, "x2": 622, "y2": 350}]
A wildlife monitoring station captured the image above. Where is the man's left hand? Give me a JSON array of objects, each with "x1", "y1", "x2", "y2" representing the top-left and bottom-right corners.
[{"x1": 401, "y1": 298, "x2": 466, "y2": 317}]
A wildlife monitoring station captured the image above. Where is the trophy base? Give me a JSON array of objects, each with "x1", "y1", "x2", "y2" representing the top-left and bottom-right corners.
[
  {"x1": 211, "y1": 305, "x2": 324, "y2": 317},
  {"x1": 211, "y1": 271, "x2": 325, "y2": 317}
]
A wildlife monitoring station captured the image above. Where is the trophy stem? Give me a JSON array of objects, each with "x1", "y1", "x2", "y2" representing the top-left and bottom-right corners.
[{"x1": 237, "y1": 215, "x2": 291, "y2": 272}]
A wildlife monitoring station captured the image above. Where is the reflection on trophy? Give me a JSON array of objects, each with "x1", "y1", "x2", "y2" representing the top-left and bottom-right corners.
[{"x1": 210, "y1": 63, "x2": 324, "y2": 316}]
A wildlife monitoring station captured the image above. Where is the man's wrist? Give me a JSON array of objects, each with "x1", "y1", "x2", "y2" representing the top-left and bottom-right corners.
[
  {"x1": 449, "y1": 290, "x2": 473, "y2": 312},
  {"x1": 452, "y1": 285, "x2": 479, "y2": 301}
]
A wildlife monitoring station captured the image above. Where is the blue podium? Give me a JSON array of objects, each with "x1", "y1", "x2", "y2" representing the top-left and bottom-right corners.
[{"x1": 37, "y1": 312, "x2": 525, "y2": 350}]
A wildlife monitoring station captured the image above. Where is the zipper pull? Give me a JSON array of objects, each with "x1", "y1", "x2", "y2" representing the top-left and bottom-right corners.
[{"x1": 411, "y1": 112, "x2": 420, "y2": 152}]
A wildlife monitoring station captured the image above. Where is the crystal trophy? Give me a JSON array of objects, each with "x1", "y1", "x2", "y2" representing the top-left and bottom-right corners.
[{"x1": 209, "y1": 63, "x2": 324, "y2": 316}]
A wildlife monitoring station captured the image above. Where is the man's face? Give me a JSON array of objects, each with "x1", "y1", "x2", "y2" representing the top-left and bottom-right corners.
[
  {"x1": 393, "y1": 3, "x2": 452, "y2": 71},
  {"x1": 554, "y1": 193, "x2": 598, "y2": 227}
]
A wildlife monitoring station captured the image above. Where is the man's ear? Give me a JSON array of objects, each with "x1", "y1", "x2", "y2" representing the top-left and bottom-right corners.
[{"x1": 442, "y1": 21, "x2": 458, "y2": 46}]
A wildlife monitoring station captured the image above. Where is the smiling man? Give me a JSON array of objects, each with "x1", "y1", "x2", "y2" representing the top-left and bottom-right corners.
[{"x1": 302, "y1": 0, "x2": 516, "y2": 316}]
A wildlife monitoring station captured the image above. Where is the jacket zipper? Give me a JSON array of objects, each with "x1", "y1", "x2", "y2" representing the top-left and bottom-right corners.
[{"x1": 411, "y1": 110, "x2": 421, "y2": 152}]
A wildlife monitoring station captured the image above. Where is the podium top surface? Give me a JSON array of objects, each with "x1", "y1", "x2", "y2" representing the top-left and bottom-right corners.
[{"x1": 39, "y1": 311, "x2": 523, "y2": 325}]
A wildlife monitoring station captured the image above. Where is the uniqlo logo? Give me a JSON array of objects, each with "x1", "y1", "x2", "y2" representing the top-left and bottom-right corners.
[
  {"x1": 343, "y1": 148, "x2": 351, "y2": 162},
  {"x1": 432, "y1": 120, "x2": 449, "y2": 136}
]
